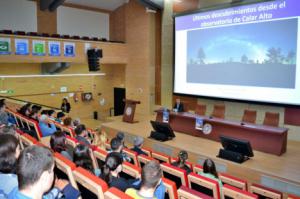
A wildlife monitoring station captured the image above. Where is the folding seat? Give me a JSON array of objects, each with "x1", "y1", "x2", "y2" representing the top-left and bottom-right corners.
[
  {"x1": 65, "y1": 135, "x2": 79, "y2": 152},
  {"x1": 193, "y1": 164, "x2": 203, "y2": 174},
  {"x1": 105, "y1": 140, "x2": 111, "y2": 150},
  {"x1": 20, "y1": 133, "x2": 38, "y2": 148},
  {"x1": 171, "y1": 157, "x2": 193, "y2": 170},
  {"x1": 104, "y1": 187, "x2": 133, "y2": 199},
  {"x1": 53, "y1": 152, "x2": 78, "y2": 189},
  {"x1": 162, "y1": 177, "x2": 178, "y2": 199},
  {"x1": 152, "y1": 151, "x2": 171, "y2": 163},
  {"x1": 161, "y1": 163, "x2": 188, "y2": 189},
  {"x1": 119, "y1": 161, "x2": 141, "y2": 180},
  {"x1": 73, "y1": 167, "x2": 108, "y2": 199},
  {"x1": 15, "y1": 113, "x2": 25, "y2": 129},
  {"x1": 219, "y1": 173, "x2": 247, "y2": 190},
  {"x1": 123, "y1": 148, "x2": 139, "y2": 166},
  {"x1": 250, "y1": 183, "x2": 282, "y2": 199},
  {"x1": 93, "y1": 147, "x2": 108, "y2": 169},
  {"x1": 187, "y1": 172, "x2": 221, "y2": 199},
  {"x1": 141, "y1": 147, "x2": 152, "y2": 156},
  {"x1": 177, "y1": 185, "x2": 213, "y2": 199},
  {"x1": 61, "y1": 125, "x2": 75, "y2": 137},
  {"x1": 223, "y1": 184, "x2": 258, "y2": 199},
  {"x1": 137, "y1": 154, "x2": 155, "y2": 168},
  {"x1": 27, "y1": 119, "x2": 42, "y2": 140},
  {"x1": 288, "y1": 195, "x2": 300, "y2": 199},
  {"x1": 242, "y1": 110, "x2": 257, "y2": 124}
]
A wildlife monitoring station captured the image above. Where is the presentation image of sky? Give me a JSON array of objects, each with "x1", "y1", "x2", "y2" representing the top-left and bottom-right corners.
[{"x1": 187, "y1": 18, "x2": 297, "y2": 88}]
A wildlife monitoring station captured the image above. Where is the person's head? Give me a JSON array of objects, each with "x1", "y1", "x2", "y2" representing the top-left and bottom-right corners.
[
  {"x1": 0, "y1": 125, "x2": 16, "y2": 135},
  {"x1": 47, "y1": 110, "x2": 55, "y2": 117},
  {"x1": 203, "y1": 158, "x2": 218, "y2": 178},
  {"x1": 29, "y1": 108, "x2": 39, "y2": 119},
  {"x1": 0, "y1": 134, "x2": 20, "y2": 173},
  {"x1": 50, "y1": 131, "x2": 67, "y2": 153},
  {"x1": 134, "y1": 136, "x2": 144, "y2": 148},
  {"x1": 40, "y1": 110, "x2": 48, "y2": 115},
  {"x1": 62, "y1": 98, "x2": 68, "y2": 104},
  {"x1": 177, "y1": 150, "x2": 188, "y2": 164},
  {"x1": 39, "y1": 114, "x2": 49, "y2": 124},
  {"x1": 110, "y1": 137, "x2": 123, "y2": 152},
  {"x1": 31, "y1": 105, "x2": 42, "y2": 113},
  {"x1": 20, "y1": 103, "x2": 31, "y2": 116},
  {"x1": 56, "y1": 112, "x2": 65, "y2": 120},
  {"x1": 73, "y1": 144, "x2": 93, "y2": 173},
  {"x1": 73, "y1": 118, "x2": 81, "y2": 127},
  {"x1": 141, "y1": 161, "x2": 162, "y2": 191},
  {"x1": 176, "y1": 98, "x2": 181, "y2": 104},
  {"x1": 17, "y1": 146, "x2": 54, "y2": 194},
  {"x1": 0, "y1": 102, "x2": 6, "y2": 112},
  {"x1": 102, "y1": 152, "x2": 123, "y2": 184},
  {"x1": 116, "y1": 132, "x2": 125, "y2": 142},
  {"x1": 63, "y1": 117, "x2": 72, "y2": 126},
  {"x1": 75, "y1": 124, "x2": 87, "y2": 137},
  {"x1": 93, "y1": 128, "x2": 107, "y2": 149}
]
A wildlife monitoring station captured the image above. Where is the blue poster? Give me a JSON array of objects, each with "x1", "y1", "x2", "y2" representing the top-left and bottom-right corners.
[
  {"x1": 195, "y1": 117, "x2": 204, "y2": 130},
  {"x1": 15, "y1": 39, "x2": 29, "y2": 55},
  {"x1": 48, "y1": 41, "x2": 61, "y2": 56},
  {"x1": 163, "y1": 109, "x2": 169, "y2": 123},
  {"x1": 64, "y1": 42, "x2": 75, "y2": 57}
]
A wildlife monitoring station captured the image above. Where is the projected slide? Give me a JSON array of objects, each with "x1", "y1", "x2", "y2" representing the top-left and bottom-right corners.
[
  {"x1": 187, "y1": 19, "x2": 297, "y2": 88},
  {"x1": 174, "y1": 0, "x2": 300, "y2": 105}
]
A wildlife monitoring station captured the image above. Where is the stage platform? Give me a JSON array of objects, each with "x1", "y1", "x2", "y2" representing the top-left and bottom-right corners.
[{"x1": 100, "y1": 114, "x2": 300, "y2": 195}]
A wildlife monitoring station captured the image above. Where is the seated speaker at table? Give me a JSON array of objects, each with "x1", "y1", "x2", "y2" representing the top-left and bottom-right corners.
[{"x1": 173, "y1": 98, "x2": 184, "y2": 112}]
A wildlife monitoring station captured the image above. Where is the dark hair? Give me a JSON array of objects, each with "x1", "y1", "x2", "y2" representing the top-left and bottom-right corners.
[
  {"x1": 116, "y1": 132, "x2": 125, "y2": 142},
  {"x1": 73, "y1": 144, "x2": 93, "y2": 173},
  {"x1": 0, "y1": 134, "x2": 19, "y2": 173},
  {"x1": 102, "y1": 152, "x2": 123, "y2": 184},
  {"x1": 40, "y1": 110, "x2": 49, "y2": 115},
  {"x1": 141, "y1": 161, "x2": 162, "y2": 189},
  {"x1": 63, "y1": 98, "x2": 68, "y2": 103},
  {"x1": 176, "y1": 150, "x2": 188, "y2": 164},
  {"x1": 31, "y1": 105, "x2": 42, "y2": 112},
  {"x1": 110, "y1": 137, "x2": 122, "y2": 151},
  {"x1": 18, "y1": 103, "x2": 31, "y2": 116},
  {"x1": 0, "y1": 102, "x2": 5, "y2": 109},
  {"x1": 63, "y1": 117, "x2": 72, "y2": 126},
  {"x1": 203, "y1": 159, "x2": 218, "y2": 178},
  {"x1": 57, "y1": 112, "x2": 65, "y2": 119},
  {"x1": 75, "y1": 124, "x2": 86, "y2": 136},
  {"x1": 50, "y1": 131, "x2": 67, "y2": 153},
  {"x1": 0, "y1": 125, "x2": 16, "y2": 135},
  {"x1": 29, "y1": 108, "x2": 39, "y2": 119},
  {"x1": 48, "y1": 110, "x2": 55, "y2": 117},
  {"x1": 17, "y1": 146, "x2": 54, "y2": 190}
]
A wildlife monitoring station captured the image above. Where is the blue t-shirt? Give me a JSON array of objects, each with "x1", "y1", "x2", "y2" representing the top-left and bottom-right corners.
[{"x1": 8, "y1": 188, "x2": 32, "y2": 199}]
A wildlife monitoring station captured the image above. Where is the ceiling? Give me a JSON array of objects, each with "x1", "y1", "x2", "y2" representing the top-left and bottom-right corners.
[{"x1": 65, "y1": 0, "x2": 129, "y2": 11}]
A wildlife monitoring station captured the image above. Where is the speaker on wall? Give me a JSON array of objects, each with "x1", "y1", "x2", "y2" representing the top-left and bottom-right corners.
[{"x1": 87, "y1": 49, "x2": 103, "y2": 71}]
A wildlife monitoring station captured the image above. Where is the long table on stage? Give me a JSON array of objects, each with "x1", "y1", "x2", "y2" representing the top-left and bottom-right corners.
[{"x1": 155, "y1": 110, "x2": 288, "y2": 156}]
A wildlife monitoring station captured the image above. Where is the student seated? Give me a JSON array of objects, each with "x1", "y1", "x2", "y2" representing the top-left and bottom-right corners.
[
  {"x1": 0, "y1": 101, "x2": 9, "y2": 126},
  {"x1": 116, "y1": 132, "x2": 126, "y2": 147},
  {"x1": 39, "y1": 114, "x2": 57, "y2": 137},
  {"x1": 18, "y1": 103, "x2": 31, "y2": 117},
  {"x1": 55, "y1": 112, "x2": 65, "y2": 124},
  {"x1": 92, "y1": 128, "x2": 107, "y2": 150},
  {"x1": 109, "y1": 137, "x2": 131, "y2": 162},
  {"x1": 63, "y1": 117, "x2": 74, "y2": 129},
  {"x1": 50, "y1": 131, "x2": 73, "y2": 161},
  {"x1": 131, "y1": 137, "x2": 147, "y2": 156},
  {"x1": 47, "y1": 110, "x2": 56, "y2": 121},
  {"x1": 171, "y1": 150, "x2": 192, "y2": 174},
  {"x1": 29, "y1": 108, "x2": 40, "y2": 122},
  {"x1": 74, "y1": 124, "x2": 90, "y2": 146},
  {"x1": 126, "y1": 161, "x2": 164, "y2": 199},
  {"x1": 173, "y1": 98, "x2": 184, "y2": 112},
  {"x1": 73, "y1": 144, "x2": 100, "y2": 176},
  {"x1": 198, "y1": 159, "x2": 223, "y2": 190}
]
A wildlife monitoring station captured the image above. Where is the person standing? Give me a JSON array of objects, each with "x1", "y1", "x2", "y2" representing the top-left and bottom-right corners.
[{"x1": 61, "y1": 98, "x2": 71, "y2": 113}]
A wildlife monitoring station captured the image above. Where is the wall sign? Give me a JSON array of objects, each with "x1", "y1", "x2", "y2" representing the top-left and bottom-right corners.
[
  {"x1": 48, "y1": 41, "x2": 61, "y2": 56},
  {"x1": 15, "y1": 39, "x2": 29, "y2": 55},
  {"x1": 0, "y1": 38, "x2": 11, "y2": 55},
  {"x1": 64, "y1": 42, "x2": 75, "y2": 57},
  {"x1": 32, "y1": 40, "x2": 46, "y2": 56}
]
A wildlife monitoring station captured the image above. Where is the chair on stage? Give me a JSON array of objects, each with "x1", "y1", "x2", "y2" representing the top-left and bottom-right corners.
[
  {"x1": 54, "y1": 152, "x2": 78, "y2": 189},
  {"x1": 104, "y1": 187, "x2": 133, "y2": 199},
  {"x1": 123, "y1": 148, "x2": 139, "y2": 166},
  {"x1": 219, "y1": 173, "x2": 247, "y2": 190},
  {"x1": 162, "y1": 177, "x2": 178, "y2": 199},
  {"x1": 152, "y1": 151, "x2": 171, "y2": 163},
  {"x1": 73, "y1": 167, "x2": 108, "y2": 199},
  {"x1": 242, "y1": 110, "x2": 257, "y2": 124},
  {"x1": 193, "y1": 164, "x2": 203, "y2": 174},
  {"x1": 161, "y1": 163, "x2": 188, "y2": 189},
  {"x1": 223, "y1": 184, "x2": 258, "y2": 199},
  {"x1": 250, "y1": 183, "x2": 282, "y2": 199},
  {"x1": 177, "y1": 186, "x2": 213, "y2": 199},
  {"x1": 187, "y1": 172, "x2": 221, "y2": 199},
  {"x1": 137, "y1": 154, "x2": 155, "y2": 168},
  {"x1": 120, "y1": 162, "x2": 141, "y2": 180},
  {"x1": 195, "y1": 104, "x2": 207, "y2": 116},
  {"x1": 263, "y1": 112, "x2": 280, "y2": 127},
  {"x1": 211, "y1": 104, "x2": 225, "y2": 119}
]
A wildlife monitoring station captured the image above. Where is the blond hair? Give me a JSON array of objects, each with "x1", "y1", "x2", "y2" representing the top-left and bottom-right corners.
[{"x1": 93, "y1": 128, "x2": 107, "y2": 150}]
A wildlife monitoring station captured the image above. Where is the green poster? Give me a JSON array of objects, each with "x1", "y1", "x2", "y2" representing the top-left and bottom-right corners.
[
  {"x1": 0, "y1": 38, "x2": 11, "y2": 55},
  {"x1": 32, "y1": 40, "x2": 46, "y2": 56}
]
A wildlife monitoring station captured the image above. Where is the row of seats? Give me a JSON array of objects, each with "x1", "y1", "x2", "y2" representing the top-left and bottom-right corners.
[
  {"x1": 0, "y1": 29, "x2": 124, "y2": 43},
  {"x1": 195, "y1": 103, "x2": 280, "y2": 127}
]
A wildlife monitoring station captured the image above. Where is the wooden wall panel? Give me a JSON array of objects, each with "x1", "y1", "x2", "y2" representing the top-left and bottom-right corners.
[
  {"x1": 36, "y1": 1, "x2": 57, "y2": 34},
  {"x1": 109, "y1": 5, "x2": 126, "y2": 42}
]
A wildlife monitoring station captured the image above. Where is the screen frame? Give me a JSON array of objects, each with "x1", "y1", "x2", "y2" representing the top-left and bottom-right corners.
[
  {"x1": 172, "y1": 0, "x2": 300, "y2": 108},
  {"x1": 220, "y1": 135, "x2": 254, "y2": 157}
]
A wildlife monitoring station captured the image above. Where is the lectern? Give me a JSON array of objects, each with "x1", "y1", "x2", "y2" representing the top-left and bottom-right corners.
[{"x1": 122, "y1": 99, "x2": 141, "y2": 123}]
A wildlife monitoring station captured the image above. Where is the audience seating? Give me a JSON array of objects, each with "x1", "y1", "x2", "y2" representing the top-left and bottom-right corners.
[
  {"x1": 66, "y1": 136, "x2": 79, "y2": 149},
  {"x1": 250, "y1": 183, "x2": 282, "y2": 199},
  {"x1": 141, "y1": 147, "x2": 152, "y2": 156},
  {"x1": 242, "y1": 109, "x2": 257, "y2": 124},
  {"x1": 177, "y1": 186, "x2": 213, "y2": 199},
  {"x1": 162, "y1": 177, "x2": 178, "y2": 199},
  {"x1": 161, "y1": 163, "x2": 188, "y2": 189},
  {"x1": 263, "y1": 112, "x2": 280, "y2": 127},
  {"x1": 288, "y1": 195, "x2": 300, "y2": 199},
  {"x1": 73, "y1": 167, "x2": 108, "y2": 199},
  {"x1": 137, "y1": 154, "x2": 155, "y2": 168},
  {"x1": 187, "y1": 172, "x2": 221, "y2": 199},
  {"x1": 123, "y1": 148, "x2": 139, "y2": 166},
  {"x1": 104, "y1": 187, "x2": 133, "y2": 199},
  {"x1": 93, "y1": 147, "x2": 108, "y2": 168},
  {"x1": 152, "y1": 151, "x2": 171, "y2": 163},
  {"x1": 195, "y1": 104, "x2": 207, "y2": 116},
  {"x1": 219, "y1": 173, "x2": 247, "y2": 190},
  {"x1": 223, "y1": 184, "x2": 258, "y2": 199},
  {"x1": 193, "y1": 164, "x2": 203, "y2": 174},
  {"x1": 120, "y1": 161, "x2": 141, "y2": 180},
  {"x1": 20, "y1": 133, "x2": 38, "y2": 148},
  {"x1": 211, "y1": 104, "x2": 225, "y2": 119},
  {"x1": 105, "y1": 141, "x2": 111, "y2": 150},
  {"x1": 26, "y1": 119, "x2": 42, "y2": 140},
  {"x1": 171, "y1": 157, "x2": 193, "y2": 170},
  {"x1": 54, "y1": 152, "x2": 78, "y2": 189}
]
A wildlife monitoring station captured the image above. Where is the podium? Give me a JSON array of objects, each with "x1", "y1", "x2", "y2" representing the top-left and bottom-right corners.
[{"x1": 122, "y1": 99, "x2": 141, "y2": 123}]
